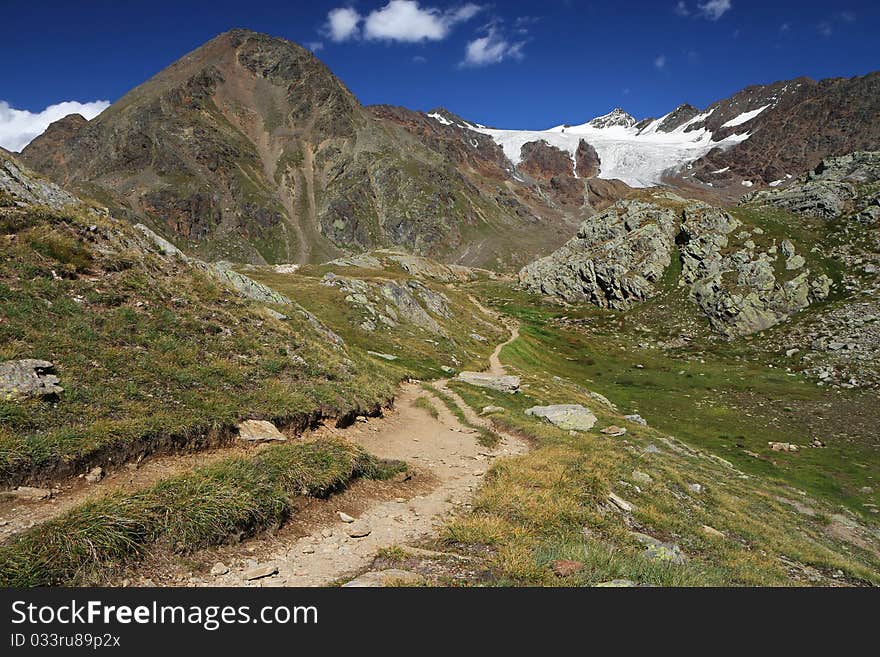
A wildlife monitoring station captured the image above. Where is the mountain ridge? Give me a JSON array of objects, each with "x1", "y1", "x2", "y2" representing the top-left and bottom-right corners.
[{"x1": 18, "y1": 29, "x2": 880, "y2": 269}]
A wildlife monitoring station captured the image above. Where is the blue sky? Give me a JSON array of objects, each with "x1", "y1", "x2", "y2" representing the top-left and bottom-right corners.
[{"x1": 0, "y1": 1, "x2": 877, "y2": 149}]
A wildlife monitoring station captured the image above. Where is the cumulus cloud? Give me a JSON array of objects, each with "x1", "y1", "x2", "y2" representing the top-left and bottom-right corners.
[
  {"x1": 0, "y1": 100, "x2": 109, "y2": 152},
  {"x1": 461, "y1": 25, "x2": 525, "y2": 67},
  {"x1": 325, "y1": 2, "x2": 482, "y2": 43},
  {"x1": 326, "y1": 7, "x2": 362, "y2": 42},
  {"x1": 364, "y1": 1, "x2": 481, "y2": 42},
  {"x1": 697, "y1": 0, "x2": 732, "y2": 20}
]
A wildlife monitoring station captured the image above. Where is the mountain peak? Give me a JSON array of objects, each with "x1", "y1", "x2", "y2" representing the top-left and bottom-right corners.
[{"x1": 588, "y1": 108, "x2": 637, "y2": 129}]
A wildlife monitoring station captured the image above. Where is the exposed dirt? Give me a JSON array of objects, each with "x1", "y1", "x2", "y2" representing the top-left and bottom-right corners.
[
  {"x1": 128, "y1": 375, "x2": 527, "y2": 587},
  {"x1": 0, "y1": 443, "x2": 265, "y2": 542},
  {"x1": 1, "y1": 317, "x2": 527, "y2": 587}
]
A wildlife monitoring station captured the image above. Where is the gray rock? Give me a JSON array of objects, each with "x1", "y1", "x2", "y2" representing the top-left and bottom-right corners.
[
  {"x1": 631, "y1": 532, "x2": 687, "y2": 565},
  {"x1": 519, "y1": 200, "x2": 680, "y2": 310},
  {"x1": 237, "y1": 420, "x2": 287, "y2": 442},
  {"x1": 456, "y1": 371, "x2": 520, "y2": 393},
  {"x1": 786, "y1": 254, "x2": 806, "y2": 270},
  {"x1": 210, "y1": 562, "x2": 229, "y2": 577},
  {"x1": 85, "y1": 467, "x2": 104, "y2": 484},
  {"x1": 608, "y1": 493, "x2": 634, "y2": 513},
  {"x1": 0, "y1": 359, "x2": 63, "y2": 400},
  {"x1": 631, "y1": 470, "x2": 653, "y2": 485},
  {"x1": 367, "y1": 351, "x2": 398, "y2": 361},
  {"x1": 7, "y1": 486, "x2": 53, "y2": 501},
  {"x1": 624, "y1": 414, "x2": 648, "y2": 426},
  {"x1": 347, "y1": 521, "x2": 372, "y2": 538},
  {"x1": 243, "y1": 564, "x2": 278, "y2": 581},
  {"x1": 594, "y1": 579, "x2": 639, "y2": 587},
  {"x1": 525, "y1": 404, "x2": 597, "y2": 431},
  {"x1": 0, "y1": 157, "x2": 78, "y2": 209}
]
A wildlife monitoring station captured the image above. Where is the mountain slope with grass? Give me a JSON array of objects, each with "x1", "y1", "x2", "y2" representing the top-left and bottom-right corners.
[{"x1": 18, "y1": 30, "x2": 587, "y2": 271}]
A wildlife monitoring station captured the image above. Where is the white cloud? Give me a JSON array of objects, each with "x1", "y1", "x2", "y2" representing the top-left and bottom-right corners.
[
  {"x1": 0, "y1": 100, "x2": 108, "y2": 152},
  {"x1": 654, "y1": 54, "x2": 668, "y2": 69},
  {"x1": 674, "y1": 1, "x2": 690, "y2": 17},
  {"x1": 697, "y1": 0, "x2": 732, "y2": 20},
  {"x1": 461, "y1": 25, "x2": 525, "y2": 67},
  {"x1": 326, "y1": 7, "x2": 362, "y2": 42},
  {"x1": 363, "y1": 1, "x2": 482, "y2": 42},
  {"x1": 305, "y1": 41, "x2": 324, "y2": 52}
]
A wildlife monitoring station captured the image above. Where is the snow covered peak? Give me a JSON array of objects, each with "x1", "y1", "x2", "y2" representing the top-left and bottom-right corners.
[
  {"x1": 588, "y1": 108, "x2": 637, "y2": 130},
  {"x1": 473, "y1": 104, "x2": 753, "y2": 188}
]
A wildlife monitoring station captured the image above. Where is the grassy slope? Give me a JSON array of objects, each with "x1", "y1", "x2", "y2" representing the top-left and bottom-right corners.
[
  {"x1": 0, "y1": 438, "x2": 404, "y2": 586},
  {"x1": 245, "y1": 262, "x2": 505, "y2": 379},
  {"x1": 0, "y1": 205, "x2": 396, "y2": 484},
  {"x1": 432, "y1": 292, "x2": 880, "y2": 584},
  {"x1": 462, "y1": 277, "x2": 879, "y2": 523}
]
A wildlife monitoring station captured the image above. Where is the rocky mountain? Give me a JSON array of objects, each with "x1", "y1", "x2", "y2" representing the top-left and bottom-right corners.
[
  {"x1": 520, "y1": 151, "x2": 880, "y2": 344},
  {"x1": 469, "y1": 72, "x2": 880, "y2": 192},
  {"x1": 587, "y1": 108, "x2": 637, "y2": 130},
  {"x1": 18, "y1": 30, "x2": 593, "y2": 270},
  {"x1": 689, "y1": 74, "x2": 880, "y2": 187},
  {"x1": 17, "y1": 29, "x2": 878, "y2": 272}
]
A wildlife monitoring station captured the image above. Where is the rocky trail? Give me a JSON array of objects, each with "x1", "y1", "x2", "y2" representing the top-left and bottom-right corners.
[
  {"x1": 156, "y1": 378, "x2": 527, "y2": 588},
  {"x1": 0, "y1": 323, "x2": 527, "y2": 587}
]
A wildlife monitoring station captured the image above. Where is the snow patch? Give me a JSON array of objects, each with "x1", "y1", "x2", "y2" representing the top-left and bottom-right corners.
[
  {"x1": 427, "y1": 112, "x2": 453, "y2": 126},
  {"x1": 712, "y1": 166, "x2": 730, "y2": 174},
  {"x1": 474, "y1": 106, "x2": 751, "y2": 188},
  {"x1": 720, "y1": 104, "x2": 771, "y2": 129},
  {"x1": 741, "y1": 180, "x2": 754, "y2": 187}
]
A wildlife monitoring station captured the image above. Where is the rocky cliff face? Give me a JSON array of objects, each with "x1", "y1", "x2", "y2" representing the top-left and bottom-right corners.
[
  {"x1": 689, "y1": 73, "x2": 880, "y2": 186},
  {"x1": 519, "y1": 191, "x2": 839, "y2": 337},
  {"x1": 519, "y1": 200, "x2": 678, "y2": 310}
]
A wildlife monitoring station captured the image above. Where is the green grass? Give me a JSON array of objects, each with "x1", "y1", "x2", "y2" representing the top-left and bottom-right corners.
[
  {"x1": 459, "y1": 278, "x2": 879, "y2": 522},
  {"x1": 413, "y1": 396, "x2": 439, "y2": 420},
  {"x1": 423, "y1": 385, "x2": 501, "y2": 448},
  {"x1": 0, "y1": 438, "x2": 405, "y2": 587},
  {"x1": 442, "y1": 360, "x2": 880, "y2": 587},
  {"x1": 0, "y1": 206, "x2": 396, "y2": 483}
]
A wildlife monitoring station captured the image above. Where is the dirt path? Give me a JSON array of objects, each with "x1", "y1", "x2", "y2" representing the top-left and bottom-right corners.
[
  {"x1": 148, "y1": 379, "x2": 527, "y2": 587},
  {"x1": 0, "y1": 445, "x2": 264, "y2": 542},
  {"x1": 2, "y1": 322, "x2": 526, "y2": 588},
  {"x1": 489, "y1": 322, "x2": 519, "y2": 376}
]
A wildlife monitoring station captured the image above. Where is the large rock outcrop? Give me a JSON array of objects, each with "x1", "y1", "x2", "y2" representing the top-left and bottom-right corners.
[
  {"x1": 519, "y1": 195, "x2": 836, "y2": 337},
  {"x1": 740, "y1": 151, "x2": 880, "y2": 219},
  {"x1": 518, "y1": 200, "x2": 679, "y2": 310}
]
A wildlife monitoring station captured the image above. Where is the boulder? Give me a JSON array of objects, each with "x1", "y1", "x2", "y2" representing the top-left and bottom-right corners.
[
  {"x1": 237, "y1": 420, "x2": 287, "y2": 442},
  {"x1": 518, "y1": 200, "x2": 679, "y2": 310},
  {"x1": 7, "y1": 486, "x2": 53, "y2": 501},
  {"x1": 243, "y1": 564, "x2": 278, "y2": 581},
  {"x1": 525, "y1": 404, "x2": 597, "y2": 431},
  {"x1": 631, "y1": 532, "x2": 687, "y2": 565},
  {"x1": 0, "y1": 359, "x2": 63, "y2": 400},
  {"x1": 456, "y1": 372, "x2": 520, "y2": 393}
]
